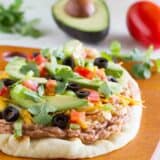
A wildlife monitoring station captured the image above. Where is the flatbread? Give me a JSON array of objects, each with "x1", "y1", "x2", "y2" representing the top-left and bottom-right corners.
[{"x1": 0, "y1": 67, "x2": 142, "y2": 159}]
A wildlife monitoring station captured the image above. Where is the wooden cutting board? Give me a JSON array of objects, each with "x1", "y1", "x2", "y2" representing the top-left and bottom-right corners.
[{"x1": 0, "y1": 45, "x2": 159, "y2": 160}]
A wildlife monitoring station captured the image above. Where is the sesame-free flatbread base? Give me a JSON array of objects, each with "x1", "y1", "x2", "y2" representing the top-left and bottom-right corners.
[{"x1": 0, "y1": 69, "x2": 142, "y2": 159}]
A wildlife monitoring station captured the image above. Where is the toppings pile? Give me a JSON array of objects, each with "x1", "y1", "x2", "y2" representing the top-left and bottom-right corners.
[{"x1": 0, "y1": 40, "x2": 141, "y2": 144}]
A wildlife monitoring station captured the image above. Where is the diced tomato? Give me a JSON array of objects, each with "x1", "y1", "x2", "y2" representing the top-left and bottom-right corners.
[
  {"x1": 22, "y1": 80, "x2": 38, "y2": 91},
  {"x1": 70, "y1": 110, "x2": 86, "y2": 123},
  {"x1": 45, "y1": 80, "x2": 57, "y2": 95},
  {"x1": 34, "y1": 54, "x2": 47, "y2": 65},
  {"x1": 74, "y1": 66, "x2": 95, "y2": 79},
  {"x1": 0, "y1": 86, "x2": 9, "y2": 97},
  {"x1": 88, "y1": 90, "x2": 100, "y2": 102},
  {"x1": 38, "y1": 64, "x2": 48, "y2": 77}
]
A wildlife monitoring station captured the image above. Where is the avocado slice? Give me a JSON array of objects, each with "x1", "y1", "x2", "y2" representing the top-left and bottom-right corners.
[
  {"x1": 69, "y1": 78, "x2": 103, "y2": 89},
  {"x1": 10, "y1": 84, "x2": 45, "y2": 109},
  {"x1": 10, "y1": 84, "x2": 88, "y2": 113},
  {"x1": 45, "y1": 95, "x2": 88, "y2": 112},
  {"x1": 52, "y1": 0, "x2": 110, "y2": 43}
]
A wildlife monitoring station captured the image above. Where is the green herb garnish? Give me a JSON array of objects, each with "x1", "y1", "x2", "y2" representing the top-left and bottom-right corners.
[
  {"x1": 0, "y1": 0, "x2": 42, "y2": 37},
  {"x1": 33, "y1": 105, "x2": 52, "y2": 125},
  {"x1": 37, "y1": 85, "x2": 44, "y2": 96},
  {"x1": 20, "y1": 62, "x2": 39, "y2": 77},
  {"x1": 103, "y1": 41, "x2": 160, "y2": 79},
  {"x1": 56, "y1": 81, "x2": 67, "y2": 94}
]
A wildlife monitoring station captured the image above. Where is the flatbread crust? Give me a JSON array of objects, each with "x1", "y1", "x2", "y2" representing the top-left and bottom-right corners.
[{"x1": 0, "y1": 68, "x2": 142, "y2": 159}]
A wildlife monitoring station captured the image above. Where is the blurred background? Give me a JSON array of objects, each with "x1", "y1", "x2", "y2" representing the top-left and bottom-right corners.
[{"x1": 0, "y1": 0, "x2": 160, "y2": 56}]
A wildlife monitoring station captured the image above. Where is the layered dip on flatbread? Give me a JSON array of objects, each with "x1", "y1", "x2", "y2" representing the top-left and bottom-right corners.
[{"x1": 0, "y1": 40, "x2": 142, "y2": 159}]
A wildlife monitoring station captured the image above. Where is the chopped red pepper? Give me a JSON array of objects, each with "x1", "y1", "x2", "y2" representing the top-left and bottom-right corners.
[
  {"x1": 22, "y1": 80, "x2": 38, "y2": 91},
  {"x1": 70, "y1": 110, "x2": 86, "y2": 123},
  {"x1": 74, "y1": 66, "x2": 95, "y2": 79},
  {"x1": 0, "y1": 86, "x2": 9, "y2": 97},
  {"x1": 88, "y1": 90, "x2": 100, "y2": 102}
]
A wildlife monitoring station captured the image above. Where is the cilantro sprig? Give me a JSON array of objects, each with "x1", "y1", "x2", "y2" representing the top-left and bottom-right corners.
[
  {"x1": 0, "y1": 0, "x2": 42, "y2": 38},
  {"x1": 102, "y1": 41, "x2": 160, "y2": 79}
]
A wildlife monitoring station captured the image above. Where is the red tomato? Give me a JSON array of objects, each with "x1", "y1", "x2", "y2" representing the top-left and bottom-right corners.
[
  {"x1": 74, "y1": 66, "x2": 95, "y2": 79},
  {"x1": 0, "y1": 86, "x2": 9, "y2": 96},
  {"x1": 35, "y1": 54, "x2": 47, "y2": 65},
  {"x1": 38, "y1": 64, "x2": 48, "y2": 77},
  {"x1": 87, "y1": 90, "x2": 100, "y2": 102},
  {"x1": 127, "y1": 1, "x2": 160, "y2": 48},
  {"x1": 22, "y1": 80, "x2": 38, "y2": 91}
]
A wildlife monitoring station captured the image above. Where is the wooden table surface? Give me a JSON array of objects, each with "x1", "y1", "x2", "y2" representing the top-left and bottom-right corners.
[{"x1": 0, "y1": 46, "x2": 159, "y2": 160}]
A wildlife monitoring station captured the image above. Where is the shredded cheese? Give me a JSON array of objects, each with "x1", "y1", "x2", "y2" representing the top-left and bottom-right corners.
[
  {"x1": 0, "y1": 71, "x2": 9, "y2": 80},
  {"x1": 0, "y1": 98, "x2": 7, "y2": 111},
  {"x1": 20, "y1": 110, "x2": 33, "y2": 125}
]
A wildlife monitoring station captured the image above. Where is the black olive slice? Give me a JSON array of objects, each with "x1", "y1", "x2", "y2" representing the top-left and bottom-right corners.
[
  {"x1": 63, "y1": 57, "x2": 75, "y2": 69},
  {"x1": 76, "y1": 90, "x2": 90, "y2": 98},
  {"x1": 3, "y1": 79, "x2": 16, "y2": 86},
  {"x1": 94, "y1": 57, "x2": 108, "y2": 68},
  {"x1": 52, "y1": 113, "x2": 69, "y2": 129},
  {"x1": 67, "y1": 82, "x2": 81, "y2": 92},
  {"x1": 2, "y1": 106, "x2": 19, "y2": 122}
]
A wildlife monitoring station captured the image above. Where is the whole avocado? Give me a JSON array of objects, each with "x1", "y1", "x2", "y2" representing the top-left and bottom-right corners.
[{"x1": 52, "y1": 0, "x2": 110, "y2": 43}]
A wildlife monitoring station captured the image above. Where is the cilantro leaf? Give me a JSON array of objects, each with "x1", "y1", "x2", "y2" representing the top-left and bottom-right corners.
[
  {"x1": 54, "y1": 65, "x2": 75, "y2": 81},
  {"x1": 0, "y1": 0, "x2": 42, "y2": 38},
  {"x1": 41, "y1": 48, "x2": 50, "y2": 59},
  {"x1": 9, "y1": 0, "x2": 23, "y2": 11},
  {"x1": 52, "y1": 47, "x2": 64, "y2": 60},
  {"x1": 131, "y1": 63, "x2": 151, "y2": 79},
  {"x1": 16, "y1": 19, "x2": 42, "y2": 38},
  {"x1": 33, "y1": 105, "x2": 52, "y2": 125},
  {"x1": 56, "y1": 81, "x2": 67, "y2": 94},
  {"x1": 20, "y1": 62, "x2": 39, "y2": 77},
  {"x1": 107, "y1": 41, "x2": 158, "y2": 79}
]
